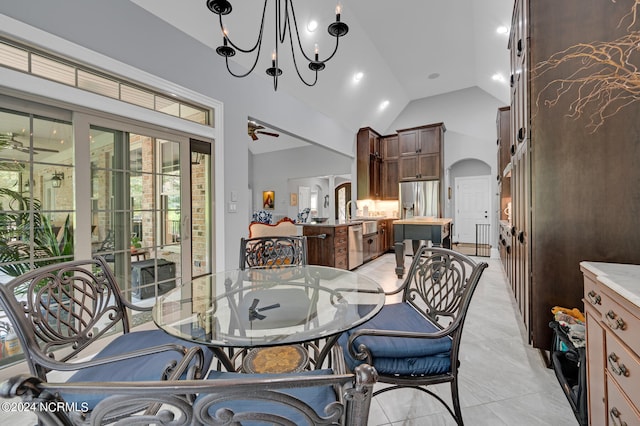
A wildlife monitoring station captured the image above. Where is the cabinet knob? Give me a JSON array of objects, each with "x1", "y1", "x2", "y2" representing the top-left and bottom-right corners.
[
  {"x1": 510, "y1": 144, "x2": 516, "y2": 155},
  {"x1": 517, "y1": 127, "x2": 525, "y2": 142},
  {"x1": 609, "y1": 407, "x2": 628, "y2": 426},
  {"x1": 510, "y1": 73, "x2": 515, "y2": 87},
  {"x1": 608, "y1": 353, "x2": 630, "y2": 377},
  {"x1": 587, "y1": 290, "x2": 601, "y2": 305},
  {"x1": 517, "y1": 39, "x2": 523, "y2": 56},
  {"x1": 517, "y1": 231, "x2": 525, "y2": 244},
  {"x1": 606, "y1": 310, "x2": 626, "y2": 330}
]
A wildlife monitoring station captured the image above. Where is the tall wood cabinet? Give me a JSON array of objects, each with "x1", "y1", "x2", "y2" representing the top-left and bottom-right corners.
[
  {"x1": 381, "y1": 135, "x2": 399, "y2": 200},
  {"x1": 356, "y1": 128, "x2": 381, "y2": 199},
  {"x1": 397, "y1": 123, "x2": 444, "y2": 181},
  {"x1": 508, "y1": 0, "x2": 640, "y2": 351}
]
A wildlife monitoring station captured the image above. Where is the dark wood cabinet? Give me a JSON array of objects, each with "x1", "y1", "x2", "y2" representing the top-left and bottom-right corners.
[
  {"x1": 506, "y1": 0, "x2": 640, "y2": 352},
  {"x1": 497, "y1": 107, "x2": 512, "y2": 223},
  {"x1": 381, "y1": 135, "x2": 399, "y2": 200},
  {"x1": 497, "y1": 106, "x2": 511, "y2": 180},
  {"x1": 303, "y1": 225, "x2": 348, "y2": 270},
  {"x1": 377, "y1": 220, "x2": 387, "y2": 254},
  {"x1": 376, "y1": 219, "x2": 395, "y2": 255},
  {"x1": 357, "y1": 128, "x2": 382, "y2": 199},
  {"x1": 398, "y1": 123, "x2": 445, "y2": 181},
  {"x1": 363, "y1": 233, "x2": 378, "y2": 263}
]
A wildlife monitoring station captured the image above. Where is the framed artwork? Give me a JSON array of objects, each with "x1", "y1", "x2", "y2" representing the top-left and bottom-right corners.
[
  {"x1": 262, "y1": 190, "x2": 275, "y2": 209},
  {"x1": 290, "y1": 192, "x2": 298, "y2": 206}
]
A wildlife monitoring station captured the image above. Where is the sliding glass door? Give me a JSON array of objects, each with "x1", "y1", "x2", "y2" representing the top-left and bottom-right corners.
[{"x1": 90, "y1": 124, "x2": 209, "y2": 303}]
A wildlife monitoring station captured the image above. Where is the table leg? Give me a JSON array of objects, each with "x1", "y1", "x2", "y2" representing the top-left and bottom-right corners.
[{"x1": 394, "y1": 242, "x2": 405, "y2": 278}]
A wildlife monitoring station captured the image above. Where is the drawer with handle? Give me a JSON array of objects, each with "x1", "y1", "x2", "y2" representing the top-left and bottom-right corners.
[
  {"x1": 607, "y1": 375, "x2": 640, "y2": 426},
  {"x1": 607, "y1": 332, "x2": 640, "y2": 409},
  {"x1": 599, "y1": 291, "x2": 640, "y2": 358}
]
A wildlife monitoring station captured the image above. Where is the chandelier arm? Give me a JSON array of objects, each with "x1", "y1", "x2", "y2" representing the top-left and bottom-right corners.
[
  {"x1": 318, "y1": 37, "x2": 341, "y2": 63},
  {"x1": 219, "y1": 0, "x2": 268, "y2": 54},
  {"x1": 288, "y1": 1, "x2": 340, "y2": 64},
  {"x1": 286, "y1": 21, "x2": 319, "y2": 87},
  {"x1": 224, "y1": 33, "x2": 265, "y2": 78}
]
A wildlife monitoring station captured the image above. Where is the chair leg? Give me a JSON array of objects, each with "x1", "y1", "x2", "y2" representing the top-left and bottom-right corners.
[{"x1": 451, "y1": 380, "x2": 464, "y2": 426}]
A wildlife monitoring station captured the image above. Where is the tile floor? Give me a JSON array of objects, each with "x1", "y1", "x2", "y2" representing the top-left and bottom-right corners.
[
  {"x1": 358, "y1": 253, "x2": 578, "y2": 425},
  {"x1": 1, "y1": 253, "x2": 578, "y2": 425}
]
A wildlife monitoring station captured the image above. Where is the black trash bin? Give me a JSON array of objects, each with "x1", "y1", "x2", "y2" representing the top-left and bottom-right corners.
[{"x1": 131, "y1": 258, "x2": 176, "y2": 299}]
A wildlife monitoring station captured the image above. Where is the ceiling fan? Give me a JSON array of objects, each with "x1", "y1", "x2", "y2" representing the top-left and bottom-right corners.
[
  {"x1": 0, "y1": 132, "x2": 60, "y2": 154},
  {"x1": 248, "y1": 121, "x2": 280, "y2": 141}
]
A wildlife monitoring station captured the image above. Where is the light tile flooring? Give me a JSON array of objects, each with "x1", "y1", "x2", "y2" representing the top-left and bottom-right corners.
[
  {"x1": 359, "y1": 253, "x2": 578, "y2": 425},
  {"x1": 2, "y1": 253, "x2": 578, "y2": 425}
]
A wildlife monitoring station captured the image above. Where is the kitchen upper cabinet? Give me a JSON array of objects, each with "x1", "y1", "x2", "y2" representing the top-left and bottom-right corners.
[
  {"x1": 381, "y1": 135, "x2": 399, "y2": 200},
  {"x1": 357, "y1": 127, "x2": 382, "y2": 199},
  {"x1": 398, "y1": 123, "x2": 445, "y2": 181}
]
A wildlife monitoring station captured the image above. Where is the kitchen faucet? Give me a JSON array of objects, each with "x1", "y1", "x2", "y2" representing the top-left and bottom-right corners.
[{"x1": 346, "y1": 200, "x2": 358, "y2": 222}]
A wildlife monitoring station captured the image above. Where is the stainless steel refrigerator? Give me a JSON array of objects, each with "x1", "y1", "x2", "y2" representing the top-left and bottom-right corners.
[{"x1": 399, "y1": 180, "x2": 440, "y2": 219}]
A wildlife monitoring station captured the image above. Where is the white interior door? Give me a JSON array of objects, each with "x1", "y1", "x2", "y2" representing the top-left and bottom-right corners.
[{"x1": 454, "y1": 175, "x2": 491, "y2": 243}]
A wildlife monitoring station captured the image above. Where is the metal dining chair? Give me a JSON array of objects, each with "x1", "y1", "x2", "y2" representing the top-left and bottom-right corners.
[
  {"x1": 239, "y1": 235, "x2": 308, "y2": 270},
  {"x1": 338, "y1": 246, "x2": 488, "y2": 425},
  {"x1": 0, "y1": 256, "x2": 213, "y2": 420},
  {"x1": 232, "y1": 235, "x2": 319, "y2": 372}
]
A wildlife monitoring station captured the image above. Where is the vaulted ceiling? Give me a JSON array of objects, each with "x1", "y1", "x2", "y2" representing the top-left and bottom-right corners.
[{"x1": 131, "y1": 0, "x2": 513, "y2": 150}]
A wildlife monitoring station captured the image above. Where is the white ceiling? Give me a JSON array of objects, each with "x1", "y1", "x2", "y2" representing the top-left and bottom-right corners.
[{"x1": 130, "y1": 0, "x2": 513, "y2": 151}]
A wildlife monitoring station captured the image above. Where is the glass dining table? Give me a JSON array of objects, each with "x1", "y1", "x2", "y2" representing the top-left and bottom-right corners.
[{"x1": 152, "y1": 265, "x2": 385, "y2": 372}]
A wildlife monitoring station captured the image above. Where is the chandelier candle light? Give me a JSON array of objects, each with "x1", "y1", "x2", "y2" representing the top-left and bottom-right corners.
[{"x1": 207, "y1": 0, "x2": 349, "y2": 90}]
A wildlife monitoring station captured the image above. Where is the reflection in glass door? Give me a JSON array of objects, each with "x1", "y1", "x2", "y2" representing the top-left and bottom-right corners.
[
  {"x1": 190, "y1": 139, "x2": 212, "y2": 278},
  {"x1": 91, "y1": 126, "x2": 184, "y2": 303}
]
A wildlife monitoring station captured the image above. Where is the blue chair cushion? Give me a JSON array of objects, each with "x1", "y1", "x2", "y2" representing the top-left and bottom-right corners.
[
  {"x1": 202, "y1": 369, "x2": 336, "y2": 425},
  {"x1": 64, "y1": 329, "x2": 214, "y2": 409},
  {"x1": 338, "y1": 303, "x2": 452, "y2": 376}
]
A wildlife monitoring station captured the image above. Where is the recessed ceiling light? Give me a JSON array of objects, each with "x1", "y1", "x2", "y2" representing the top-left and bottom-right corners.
[
  {"x1": 379, "y1": 100, "x2": 390, "y2": 110},
  {"x1": 427, "y1": 72, "x2": 440, "y2": 80},
  {"x1": 307, "y1": 20, "x2": 318, "y2": 32},
  {"x1": 496, "y1": 26, "x2": 509, "y2": 34},
  {"x1": 353, "y1": 71, "x2": 364, "y2": 82}
]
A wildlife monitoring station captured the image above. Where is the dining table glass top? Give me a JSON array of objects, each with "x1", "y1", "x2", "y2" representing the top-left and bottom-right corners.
[{"x1": 152, "y1": 265, "x2": 385, "y2": 348}]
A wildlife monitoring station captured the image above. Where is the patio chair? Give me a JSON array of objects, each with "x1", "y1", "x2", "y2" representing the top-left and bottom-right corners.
[
  {"x1": 232, "y1": 235, "x2": 317, "y2": 372},
  {"x1": 0, "y1": 256, "x2": 213, "y2": 418},
  {"x1": 0, "y1": 358, "x2": 378, "y2": 425},
  {"x1": 239, "y1": 235, "x2": 308, "y2": 270},
  {"x1": 338, "y1": 246, "x2": 488, "y2": 425}
]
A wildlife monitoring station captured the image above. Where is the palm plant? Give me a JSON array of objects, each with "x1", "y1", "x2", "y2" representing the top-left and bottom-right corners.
[{"x1": 0, "y1": 188, "x2": 73, "y2": 278}]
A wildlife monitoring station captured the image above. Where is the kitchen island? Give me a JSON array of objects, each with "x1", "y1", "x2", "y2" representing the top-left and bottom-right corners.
[{"x1": 393, "y1": 217, "x2": 453, "y2": 277}]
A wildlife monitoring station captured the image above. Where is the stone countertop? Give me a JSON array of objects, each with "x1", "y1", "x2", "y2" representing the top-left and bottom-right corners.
[
  {"x1": 580, "y1": 261, "x2": 640, "y2": 309},
  {"x1": 300, "y1": 218, "x2": 399, "y2": 227},
  {"x1": 393, "y1": 217, "x2": 453, "y2": 225}
]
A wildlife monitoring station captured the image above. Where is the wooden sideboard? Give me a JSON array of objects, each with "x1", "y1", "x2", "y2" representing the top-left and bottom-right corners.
[{"x1": 581, "y1": 262, "x2": 640, "y2": 426}]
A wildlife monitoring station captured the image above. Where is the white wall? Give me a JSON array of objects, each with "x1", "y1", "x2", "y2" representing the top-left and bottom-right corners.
[
  {"x1": 385, "y1": 87, "x2": 507, "y2": 250},
  {"x1": 250, "y1": 144, "x2": 352, "y2": 223}
]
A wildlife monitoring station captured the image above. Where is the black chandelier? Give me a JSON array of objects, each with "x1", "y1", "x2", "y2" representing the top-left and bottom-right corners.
[{"x1": 206, "y1": 0, "x2": 349, "y2": 90}]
